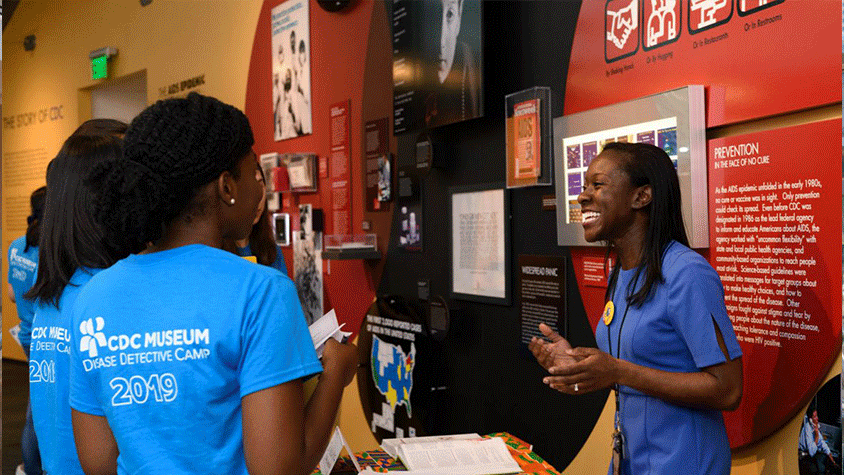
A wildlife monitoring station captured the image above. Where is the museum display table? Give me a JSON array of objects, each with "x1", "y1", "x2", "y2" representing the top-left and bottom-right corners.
[{"x1": 312, "y1": 432, "x2": 560, "y2": 474}]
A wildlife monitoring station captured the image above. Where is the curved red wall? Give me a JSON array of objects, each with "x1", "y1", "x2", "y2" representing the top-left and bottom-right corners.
[{"x1": 244, "y1": 0, "x2": 394, "y2": 338}]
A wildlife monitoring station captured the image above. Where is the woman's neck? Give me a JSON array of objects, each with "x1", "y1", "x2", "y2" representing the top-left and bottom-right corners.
[
  {"x1": 613, "y1": 218, "x2": 648, "y2": 270},
  {"x1": 152, "y1": 216, "x2": 224, "y2": 253},
  {"x1": 235, "y1": 238, "x2": 249, "y2": 248}
]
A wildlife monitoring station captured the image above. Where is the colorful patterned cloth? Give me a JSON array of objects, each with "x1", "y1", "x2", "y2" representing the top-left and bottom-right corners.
[{"x1": 312, "y1": 432, "x2": 560, "y2": 474}]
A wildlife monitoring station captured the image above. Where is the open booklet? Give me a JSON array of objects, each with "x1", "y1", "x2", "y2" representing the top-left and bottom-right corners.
[
  {"x1": 378, "y1": 434, "x2": 522, "y2": 475},
  {"x1": 309, "y1": 309, "x2": 353, "y2": 358}
]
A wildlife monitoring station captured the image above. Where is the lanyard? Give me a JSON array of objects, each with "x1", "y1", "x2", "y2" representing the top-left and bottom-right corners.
[{"x1": 607, "y1": 273, "x2": 632, "y2": 431}]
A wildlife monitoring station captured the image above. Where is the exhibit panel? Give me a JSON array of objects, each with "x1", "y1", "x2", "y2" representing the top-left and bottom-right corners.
[{"x1": 709, "y1": 120, "x2": 842, "y2": 446}]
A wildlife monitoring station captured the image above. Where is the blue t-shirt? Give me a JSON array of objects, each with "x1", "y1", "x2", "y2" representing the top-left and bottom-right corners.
[
  {"x1": 8, "y1": 235, "x2": 39, "y2": 350},
  {"x1": 69, "y1": 244, "x2": 322, "y2": 475},
  {"x1": 30, "y1": 268, "x2": 100, "y2": 475},
  {"x1": 236, "y1": 242, "x2": 287, "y2": 275},
  {"x1": 597, "y1": 241, "x2": 742, "y2": 475}
]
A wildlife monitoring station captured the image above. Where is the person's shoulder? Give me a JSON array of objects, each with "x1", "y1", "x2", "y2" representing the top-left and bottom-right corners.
[
  {"x1": 661, "y1": 241, "x2": 715, "y2": 279},
  {"x1": 8, "y1": 235, "x2": 25, "y2": 253},
  {"x1": 192, "y1": 245, "x2": 291, "y2": 288}
]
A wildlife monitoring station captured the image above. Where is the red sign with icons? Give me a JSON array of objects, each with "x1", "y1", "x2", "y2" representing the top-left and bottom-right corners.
[
  {"x1": 688, "y1": 0, "x2": 732, "y2": 35},
  {"x1": 641, "y1": 0, "x2": 681, "y2": 50},
  {"x1": 708, "y1": 119, "x2": 841, "y2": 447},
  {"x1": 568, "y1": 0, "x2": 840, "y2": 126}
]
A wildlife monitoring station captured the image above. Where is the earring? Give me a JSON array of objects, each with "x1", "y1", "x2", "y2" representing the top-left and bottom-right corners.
[{"x1": 230, "y1": 198, "x2": 236, "y2": 205}]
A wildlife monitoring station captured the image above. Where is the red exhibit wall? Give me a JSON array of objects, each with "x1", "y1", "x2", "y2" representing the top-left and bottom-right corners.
[
  {"x1": 710, "y1": 120, "x2": 842, "y2": 446},
  {"x1": 566, "y1": 0, "x2": 841, "y2": 449},
  {"x1": 244, "y1": 0, "x2": 394, "y2": 338}
]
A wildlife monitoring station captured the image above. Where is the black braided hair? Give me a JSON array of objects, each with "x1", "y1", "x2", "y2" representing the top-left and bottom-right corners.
[{"x1": 88, "y1": 93, "x2": 254, "y2": 254}]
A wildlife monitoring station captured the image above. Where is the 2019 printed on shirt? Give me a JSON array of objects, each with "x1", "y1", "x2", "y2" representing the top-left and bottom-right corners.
[{"x1": 76, "y1": 317, "x2": 212, "y2": 407}]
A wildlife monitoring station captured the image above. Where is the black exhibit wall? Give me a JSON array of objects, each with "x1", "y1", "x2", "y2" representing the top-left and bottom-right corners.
[{"x1": 377, "y1": 1, "x2": 604, "y2": 470}]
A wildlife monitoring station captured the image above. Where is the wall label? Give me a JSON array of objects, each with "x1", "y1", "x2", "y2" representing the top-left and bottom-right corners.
[
  {"x1": 158, "y1": 74, "x2": 206, "y2": 98},
  {"x1": 3, "y1": 105, "x2": 65, "y2": 129}
]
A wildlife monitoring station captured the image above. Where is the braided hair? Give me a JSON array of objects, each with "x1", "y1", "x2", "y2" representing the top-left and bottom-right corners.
[{"x1": 89, "y1": 93, "x2": 255, "y2": 254}]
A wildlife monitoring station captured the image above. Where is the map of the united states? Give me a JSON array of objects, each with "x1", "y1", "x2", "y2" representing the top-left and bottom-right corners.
[{"x1": 371, "y1": 335, "x2": 416, "y2": 416}]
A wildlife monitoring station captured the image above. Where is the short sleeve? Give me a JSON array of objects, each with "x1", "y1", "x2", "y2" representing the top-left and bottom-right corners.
[
  {"x1": 238, "y1": 274, "x2": 322, "y2": 398},
  {"x1": 68, "y1": 298, "x2": 106, "y2": 416},
  {"x1": 666, "y1": 254, "x2": 743, "y2": 369}
]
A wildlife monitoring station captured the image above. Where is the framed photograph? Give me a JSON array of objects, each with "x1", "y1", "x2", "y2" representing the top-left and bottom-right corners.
[
  {"x1": 397, "y1": 200, "x2": 423, "y2": 252},
  {"x1": 392, "y1": 0, "x2": 484, "y2": 134},
  {"x1": 272, "y1": 0, "x2": 312, "y2": 141},
  {"x1": 272, "y1": 212, "x2": 291, "y2": 246},
  {"x1": 505, "y1": 87, "x2": 552, "y2": 188},
  {"x1": 283, "y1": 153, "x2": 317, "y2": 192},
  {"x1": 450, "y1": 183, "x2": 510, "y2": 305}
]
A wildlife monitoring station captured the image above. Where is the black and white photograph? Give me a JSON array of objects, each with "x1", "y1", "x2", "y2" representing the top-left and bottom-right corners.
[
  {"x1": 271, "y1": 0, "x2": 312, "y2": 141},
  {"x1": 377, "y1": 154, "x2": 392, "y2": 202},
  {"x1": 392, "y1": 0, "x2": 483, "y2": 133},
  {"x1": 293, "y1": 204, "x2": 323, "y2": 325},
  {"x1": 397, "y1": 203, "x2": 422, "y2": 252}
]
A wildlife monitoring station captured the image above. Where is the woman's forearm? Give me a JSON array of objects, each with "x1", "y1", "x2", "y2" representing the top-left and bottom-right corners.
[
  {"x1": 302, "y1": 369, "x2": 346, "y2": 471},
  {"x1": 615, "y1": 356, "x2": 743, "y2": 410}
]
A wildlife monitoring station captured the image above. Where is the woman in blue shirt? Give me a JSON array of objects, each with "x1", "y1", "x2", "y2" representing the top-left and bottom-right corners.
[
  {"x1": 27, "y1": 135, "x2": 129, "y2": 475},
  {"x1": 9, "y1": 186, "x2": 45, "y2": 475},
  {"x1": 530, "y1": 142, "x2": 743, "y2": 475},
  {"x1": 70, "y1": 93, "x2": 357, "y2": 475}
]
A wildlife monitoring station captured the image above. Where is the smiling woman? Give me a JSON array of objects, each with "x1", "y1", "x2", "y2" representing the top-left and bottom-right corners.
[{"x1": 530, "y1": 142, "x2": 743, "y2": 475}]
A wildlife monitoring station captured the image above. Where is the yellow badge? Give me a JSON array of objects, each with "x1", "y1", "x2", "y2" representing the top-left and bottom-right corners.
[{"x1": 602, "y1": 301, "x2": 615, "y2": 325}]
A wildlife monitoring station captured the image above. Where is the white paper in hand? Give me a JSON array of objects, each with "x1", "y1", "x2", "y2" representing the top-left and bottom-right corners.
[{"x1": 309, "y1": 309, "x2": 353, "y2": 358}]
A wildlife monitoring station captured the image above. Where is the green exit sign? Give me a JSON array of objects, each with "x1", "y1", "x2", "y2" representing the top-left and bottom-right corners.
[{"x1": 91, "y1": 55, "x2": 108, "y2": 79}]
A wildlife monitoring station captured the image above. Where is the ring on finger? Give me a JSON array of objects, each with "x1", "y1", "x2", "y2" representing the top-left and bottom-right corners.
[{"x1": 574, "y1": 383, "x2": 579, "y2": 392}]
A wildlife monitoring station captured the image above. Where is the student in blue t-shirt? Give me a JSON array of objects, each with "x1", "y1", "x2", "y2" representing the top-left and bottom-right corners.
[
  {"x1": 70, "y1": 93, "x2": 357, "y2": 475},
  {"x1": 27, "y1": 134, "x2": 130, "y2": 475},
  {"x1": 530, "y1": 142, "x2": 743, "y2": 475},
  {"x1": 8, "y1": 187, "x2": 45, "y2": 355},
  {"x1": 9, "y1": 186, "x2": 46, "y2": 475},
  {"x1": 224, "y1": 166, "x2": 288, "y2": 274}
]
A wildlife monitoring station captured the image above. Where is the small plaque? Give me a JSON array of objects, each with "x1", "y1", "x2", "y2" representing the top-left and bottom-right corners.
[
  {"x1": 428, "y1": 295, "x2": 450, "y2": 341},
  {"x1": 417, "y1": 279, "x2": 430, "y2": 301}
]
